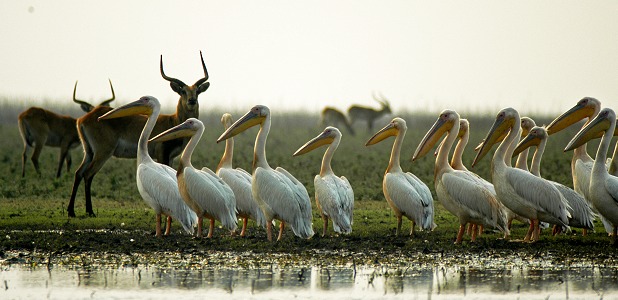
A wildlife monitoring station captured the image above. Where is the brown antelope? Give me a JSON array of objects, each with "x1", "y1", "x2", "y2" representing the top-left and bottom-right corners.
[
  {"x1": 347, "y1": 92, "x2": 392, "y2": 132},
  {"x1": 18, "y1": 80, "x2": 115, "y2": 178},
  {"x1": 319, "y1": 107, "x2": 355, "y2": 135},
  {"x1": 66, "y1": 52, "x2": 210, "y2": 217}
]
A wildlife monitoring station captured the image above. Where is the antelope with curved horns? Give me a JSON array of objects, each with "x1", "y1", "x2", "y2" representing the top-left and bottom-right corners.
[
  {"x1": 347, "y1": 92, "x2": 392, "y2": 132},
  {"x1": 18, "y1": 79, "x2": 115, "y2": 178},
  {"x1": 319, "y1": 107, "x2": 355, "y2": 135},
  {"x1": 67, "y1": 51, "x2": 210, "y2": 218}
]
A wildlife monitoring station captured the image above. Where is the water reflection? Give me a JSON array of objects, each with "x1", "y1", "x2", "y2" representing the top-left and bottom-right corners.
[{"x1": 2, "y1": 262, "x2": 618, "y2": 299}]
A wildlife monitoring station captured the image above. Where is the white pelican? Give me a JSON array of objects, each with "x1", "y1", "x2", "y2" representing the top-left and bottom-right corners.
[
  {"x1": 365, "y1": 118, "x2": 434, "y2": 236},
  {"x1": 472, "y1": 107, "x2": 570, "y2": 242},
  {"x1": 150, "y1": 118, "x2": 237, "y2": 238},
  {"x1": 565, "y1": 108, "x2": 618, "y2": 242},
  {"x1": 293, "y1": 126, "x2": 354, "y2": 236},
  {"x1": 216, "y1": 113, "x2": 267, "y2": 237},
  {"x1": 546, "y1": 97, "x2": 614, "y2": 234},
  {"x1": 414, "y1": 110, "x2": 508, "y2": 243},
  {"x1": 217, "y1": 105, "x2": 314, "y2": 241},
  {"x1": 97, "y1": 96, "x2": 196, "y2": 237},
  {"x1": 514, "y1": 126, "x2": 595, "y2": 235}
]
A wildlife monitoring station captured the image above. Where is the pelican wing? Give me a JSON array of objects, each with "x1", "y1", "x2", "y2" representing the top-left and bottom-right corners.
[
  {"x1": 442, "y1": 171, "x2": 504, "y2": 227},
  {"x1": 505, "y1": 167, "x2": 570, "y2": 225},
  {"x1": 253, "y1": 167, "x2": 314, "y2": 238},
  {"x1": 552, "y1": 182, "x2": 595, "y2": 229},
  {"x1": 315, "y1": 175, "x2": 354, "y2": 234},
  {"x1": 603, "y1": 175, "x2": 618, "y2": 207},
  {"x1": 218, "y1": 167, "x2": 266, "y2": 227},
  {"x1": 384, "y1": 172, "x2": 434, "y2": 230},
  {"x1": 340, "y1": 176, "x2": 355, "y2": 225},
  {"x1": 573, "y1": 159, "x2": 593, "y2": 197},
  {"x1": 185, "y1": 167, "x2": 237, "y2": 231},
  {"x1": 137, "y1": 163, "x2": 196, "y2": 234}
]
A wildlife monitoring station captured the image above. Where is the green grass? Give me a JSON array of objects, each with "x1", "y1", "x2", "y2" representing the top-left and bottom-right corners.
[{"x1": 1, "y1": 104, "x2": 615, "y2": 263}]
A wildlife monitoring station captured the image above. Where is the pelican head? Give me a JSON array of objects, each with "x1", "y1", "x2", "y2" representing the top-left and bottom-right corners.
[
  {"x1": 293, "y1": 127, "x2": 340, "y2": 156},
  {"x1": 473, "y1": 116, "x2": 532, "y2": 152},
  {"x1": 149, "y1": 118, "x2": 203, "y2": 143},
  {"x1": 98, "y1": 96, "x2": 159, "y2": 121},
  {"x1": 221, "y1": 113, "x2": 233, "y2": 129},
  {"x1": 365, "y1": 117, "x2": 406, "y2": 146},
  {"x1": 565, "y1": 108, "x2": 616, "y2": 152},
  {"x1": 472, "y1": 107, "x2": 518, "y2": 166},
  {"x1": 512, "y1": 126, "x2": 548, "y2": 157},
  {"x1": 546, "y1": 97, "x2": 601, "y2": 135},
  {"x1": 413, "y1": 109, "x2": 459, "y2": 161},
  {"x1": 217, "y1": 105, "x2": 269, "y2": 143},
  {"x1": 434, "y1": 118, "x2": 469, "y2": 157}
]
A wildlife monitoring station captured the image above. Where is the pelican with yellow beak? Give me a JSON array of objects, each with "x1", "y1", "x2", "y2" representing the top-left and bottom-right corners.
[
  {"x1": 414, "y1": 110, "x2": 508, "y2": 243},
  {"x1": 217, "y1": 105, "x2": 314, "y2": 241},
  {"x1": 565, "y1": 108, "x2": 618, "y2": 242},
  {"x1": 365, "y1": 117, "x2": 435, "y2": 236},
  {"x1": 293, "y1": 126, "x2": 354, "y2": 236},
  {"x1": 149, "y1": 118, "x2": 237, "y2": 238},
  {"x1": 514, "y1": 126, "x2": 595, "y2": 235},
  {"x1": 97, "y1": 96, "x2": 197, "y2": 237},
  {"x1": 473, "y1": 107, "x2": 570, "y2": 242},
  {"x1": 216, "y1": 113, "x2": 267, "y2": 237}
]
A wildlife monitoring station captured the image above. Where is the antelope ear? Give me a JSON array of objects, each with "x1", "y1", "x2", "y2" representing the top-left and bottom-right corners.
[
  {"x1": 80, "y1": 103, "x2": 95, "y2": 113},
  {"x1": 198, "y1": 82, "x2": 210, "y2": 94},
  {"x1": 170, "y1": 82, "x2": 184, "y2": 94}
]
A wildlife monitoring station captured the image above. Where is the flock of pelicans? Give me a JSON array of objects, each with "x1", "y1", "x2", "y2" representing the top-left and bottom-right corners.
[
  {"x1": 90, "y1": 94, "x2": 618, "y2": 245},
  {"x1": 14, "y1": 54, "x2": 618, "y2": 245}
]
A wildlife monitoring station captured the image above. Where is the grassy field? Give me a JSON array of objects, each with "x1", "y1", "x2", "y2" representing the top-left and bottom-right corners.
[{"x1": 0, "y1": 100, "x2": 615, "y2": 265}]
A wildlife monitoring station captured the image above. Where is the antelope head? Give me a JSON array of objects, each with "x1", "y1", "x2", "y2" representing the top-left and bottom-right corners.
[
  {"x1": 372, "y1": 92, "x2": 392, "y2": 114},
  {"x1": 160, "y1": 51, "x2": 210, "y2": 117},
  {"x1": 73, "y1": 79, "x2": 116, "y2": 112}
]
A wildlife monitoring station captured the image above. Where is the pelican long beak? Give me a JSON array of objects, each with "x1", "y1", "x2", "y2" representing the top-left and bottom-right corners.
[
  {"x1": 512, "y1": 134, "x2": 541, "y2": 157},
  {"x1": 365, "y1": 123, "x2": 398, "y2": 146},
  {"x1": 564, "y1": 114, "x2": 611, "y2": 151},
  {"x1": 413, "y1": 118, "x2": 451, "y2": 161},
  {"x1": 98, "y1": 99, "x2": 151, "y2": 121},
  {"x1": 149, "y1": 121, "x2": 195, "y2": 143},
  {"x1": 472, "y1": 115, "x2": 514, "y2": 167},
  {"x1": 293, "y1": 131, "x2": 334, "y2": 156},
  {"x1": 217, "y1": 109, "x2": 264, "y2": 143},
  {"x1": 473, "y1": 130, "x2": 508, "y2": 152},
  {"x1": 546, "y1": 103, "x2": 593, "y2": 135}
]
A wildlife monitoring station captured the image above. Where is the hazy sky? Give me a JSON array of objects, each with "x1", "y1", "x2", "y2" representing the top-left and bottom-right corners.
[{"x1": 1, "y1": 1, "x2": 618, "y2": 115}]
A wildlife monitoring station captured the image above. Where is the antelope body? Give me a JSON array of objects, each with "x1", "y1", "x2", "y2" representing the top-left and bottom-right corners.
[
  {"x1": 67, "y1": 52, "x2": 210, "y2": 217},
  {"x1": 18, "y1": 80, "x2": 115, "y2": 178},
  {"x1": 347, "y1": 93, "x2": 392, "y2": 132}
]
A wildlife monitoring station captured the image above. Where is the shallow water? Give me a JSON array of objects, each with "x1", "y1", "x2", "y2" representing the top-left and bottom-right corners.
[{"x1": 1, "y1": 250, "x2": 618, "y2": 299}]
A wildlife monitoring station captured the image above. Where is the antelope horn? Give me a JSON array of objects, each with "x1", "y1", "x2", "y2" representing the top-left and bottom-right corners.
[
  {"x1": 98, "y1": 79, "x2": 116, "y2": 107},
  {"x1": 73, "y1": 81, "x2": 95, "y2": 112},
  {"x1": 193, "y1": 50, "x2": 209, "y2": 86},
  {"x1": 160, "y1": 55, "x2": 187, "y2": 87}
]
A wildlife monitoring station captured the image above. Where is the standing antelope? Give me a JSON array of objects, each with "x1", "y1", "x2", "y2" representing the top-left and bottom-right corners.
[
  {"x1": 319, "y1": 107, "x2": 355, "y2": 135},
  {"x1": 18, "y1": 80, "x2": 115, "y2": 178},
  {"x1": 67, "y1": 51, "x2": 210, "y2": 217},
  {"x1": 347, "y1": 92, "x2": 392, "y2": 132}
]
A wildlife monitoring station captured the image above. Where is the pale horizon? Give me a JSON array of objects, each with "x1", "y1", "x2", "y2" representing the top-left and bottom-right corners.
[{"x1": 1, "y1": 1, "x2": 618, "y2": 116}]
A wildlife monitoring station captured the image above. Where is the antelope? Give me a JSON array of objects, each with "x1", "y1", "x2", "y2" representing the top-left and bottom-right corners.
[
  {"x1": 18, "y1": 80, "x2": 115, "y2": 178},
  {"x1": 347, "y1": 92, "x2": 392, "y2": 132},
  {"x1": 319, "y1": 107, "x2": 355, "y2": 135},
  {"x1": 67, "y1": 51, "x2": 210, "y2": 218}
]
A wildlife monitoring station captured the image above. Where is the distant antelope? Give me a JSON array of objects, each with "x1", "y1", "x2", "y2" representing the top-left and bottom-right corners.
[
  {"x1": 319, "y1": 107, "x2": 355, "y2": 135},
  {"x1": 67, "y1": 51, "x2": 210, "y2": 218},
  {"x1": 18, "y1": 80, "x2": 115, "y2": 178},
  {"x1": 347, "y1": 92, "x2": 392, "y2": 131}
]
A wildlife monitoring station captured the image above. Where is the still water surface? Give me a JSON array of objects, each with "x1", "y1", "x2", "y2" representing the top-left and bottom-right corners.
[{"x1": 1, "y1": 251, "x2": 617, "y2": 299}]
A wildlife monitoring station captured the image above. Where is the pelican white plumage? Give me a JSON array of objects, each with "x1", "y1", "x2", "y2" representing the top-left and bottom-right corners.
[
  {"x1": 565, "y1": 108, "x2": 618, "y2": 242},
  {"x1": 216, "y1": 113, "x2": 267, "y2": 237},
  {"x1": 514, "y1": 126, "x2": 595, "y2": 234},
  {"x1": 293, "y1": 126, "x2": 354, "y2": 236},
  {"x1": 149, "y1": 118, "x2": 237, "y2": 238},
  {"x1": 472, "y1": 107, "x2": 570, "y2": 242},
  {"x1": 414, "y1": 110, "x2": 508, "y2": 243},
  {"x1": 546, "y1": 97, "x2": 614, "y2": 235},
  {"x1": 365, "y1": 117, "x2": 434, "y2": 236},
  {"x1": 97, "y1": 96, "x2": 196, "y2": 237},
  {"x1": 217, "y1": 105, "x2": 314, "y2": 242}
]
